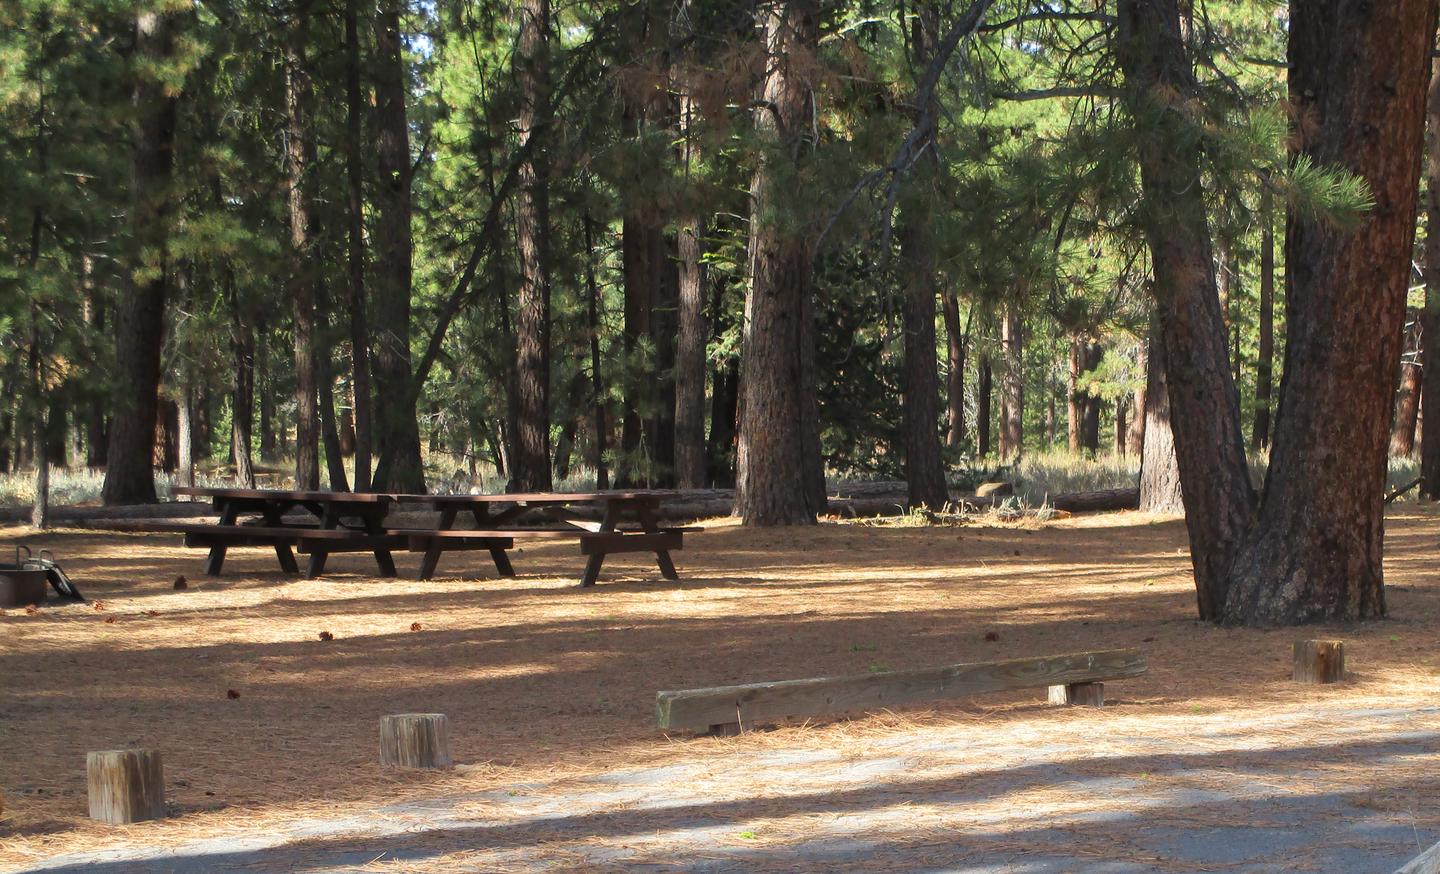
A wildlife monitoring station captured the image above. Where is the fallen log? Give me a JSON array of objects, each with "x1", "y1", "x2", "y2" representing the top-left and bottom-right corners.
[
  {"x1": 0, "y1": 502, "x2": 215, "y2": 525},
  {"x1": 1049, "y1": 487, "x2": 1140, "y2": 513}
]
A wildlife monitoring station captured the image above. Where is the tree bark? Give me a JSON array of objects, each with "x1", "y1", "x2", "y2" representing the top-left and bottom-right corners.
[
  {"x1": 1391, "y1": 310, "x2": 1422, "y2": 457},
  {"x1": 735, "y1": 0, "x2": 824, "y2": 524},
  {"x1": 1252, "y1": 188, "x2": 1276, "y2": 450},
  {"x1": 370, "y1": 0, "x2": 425, "y2": 493},
  {"x1": 511, "y1": 0, "x2": 552, "y2": 492},
  {"x1": 1066, "y1": 336, "x2": 1081, "y2": 453},
  {"x1": 942, "y1": 294, "x2": 966, "y2": 449},
  {"x1": 1423, "y1": 57, "x2": 1440, "y2": 500},
  {"x1": 898, "y1": 216, "x2": 948, "y2": 508},
  {"x1": 1139, "y1": 330, "x2": 1183, "y2": 513},
  {"x1": 227, "y1": 273, "x2": 256, "y2": 488},
  {"x1": 1080, "y1": 343, "x2": 1102, "y2": 453},
  {"x1": 977, "y1": 353, "x2": 992, "y2": 458},
  {"x1": 1126, "y1": 340, "x2": 1147, "y2": 455},
  {"x1": 1224, "y1": 0, "x2": 1438, "y2": 626},
  {"x1": 344, "y1": 0, "x2": 372, "y2": 491},
  {"x1": 285, "y1": 5, "x2": 320, "y2": 491},
  {"x1": 998, "y1": 305, "x2": 1024, "y2": 462},
  {"x1": 673, "y1": 61, "x2": 707, "y2": 490},
  {"x1": 1116, "y1": 0, "x2": 1257, "y2": 619},
  {"x1": 103, "y1": 8, "x2": 181, "y2": 506},
  {"x1": 584, "y1": 210, "x2": 610, "y2": 490}
]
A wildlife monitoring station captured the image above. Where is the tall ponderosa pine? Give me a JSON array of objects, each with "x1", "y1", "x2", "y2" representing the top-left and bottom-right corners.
[
  {"x1": 511, "y1": 0, "x2": 552, "y2": 492},
  {"x1": 103, "y1": 7, "x2": 184, "y2": 506}
]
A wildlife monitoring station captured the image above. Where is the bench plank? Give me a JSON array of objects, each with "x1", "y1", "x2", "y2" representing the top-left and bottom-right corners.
[
  {"x1": 580, "y1": 532, "x2": 683, "y2": 555},
  {"x1": 656, "y1": 649, "x2": 1147, "y2": 732}
]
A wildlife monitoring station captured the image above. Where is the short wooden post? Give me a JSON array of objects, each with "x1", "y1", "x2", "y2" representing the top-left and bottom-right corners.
[
  {"x1": 380, "y1": 714, "x2": 452, "y2": 768},
  {"x1": 1293, "y1": 640, "x2": 1345, "y2": 684},
  {"x1": 1048, "y1": 682, "x2": 1104, "y2": 707},
  {"x1": 87, "y1": 750, "x2": 166, "y2": 824}
]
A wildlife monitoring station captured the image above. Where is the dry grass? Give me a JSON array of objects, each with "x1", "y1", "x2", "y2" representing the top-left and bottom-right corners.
[{"x1": 1, "y1": 507, "x2": 1439, "y2": 869}]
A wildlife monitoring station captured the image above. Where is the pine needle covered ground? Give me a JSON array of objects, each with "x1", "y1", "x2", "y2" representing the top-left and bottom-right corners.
[{"x1": 2, "y1": 508, "x2": 1438, "y2": 870}]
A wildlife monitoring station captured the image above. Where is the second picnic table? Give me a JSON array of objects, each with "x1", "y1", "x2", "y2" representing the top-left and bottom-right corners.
[
  {"x1": 161, "y1": 487, "x2": 694, "y2": 586},
  {"x1": 390, "y1": 490, "x2": 691, "y2": 586}
]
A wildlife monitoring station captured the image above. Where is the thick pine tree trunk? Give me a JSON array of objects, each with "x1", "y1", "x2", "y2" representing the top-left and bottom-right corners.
[
  {"x1": 942, "y1": 294, "x2": 966, "y2": 449},
  {"x1": 1423, "y1": 58, "x2": 1440, "y2": 499},
  {"x1": 285, "y1": 8, "x2": 320, "y2": 491},
  {"x1": 344, "y1": 0, "x2": 372, "y2": 492},
  {"x1": 998, "y1": 305, "x2": 1024, "y2": 462},
  {"x1": 1391, "y1": 311, "x2": 1422, "y2": 458},
  {"x1": 103, "y1": 10, "x2": 180, "y2": 506},
  {"x1": 1117, "y1": 0, "x2": 1257, "y2": 619},
  {"x1": 1080, "y1": 343, "x2": 1102, "y2": 453},
  {"x1": 1252, "y1": 189, "x2": 1276, "y2": 450},
  {"x1": 1224, "y1": 0, "x2": 1437, "y2": 626},
  {"x1": 899, "y1": 217, "x2": 948, "y2": 508},
  {"x1": 672, "y1": 2, "x2": 706, "y2": 491},
  {"x1": 511, "y1": 0, "x2": 552, "y2": 492},
  {"x1": 735, "y1": 0, "x2": 823, "y2": 525},
  {"x1": 1138, "y1": 331, "x2": 1183, "y2": 513},
  {"x1": 370, "y1": 1, "x2": 425, "y2": 493}
]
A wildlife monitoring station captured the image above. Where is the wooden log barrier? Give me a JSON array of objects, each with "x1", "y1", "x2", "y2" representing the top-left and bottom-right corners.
[
  {"x1": 1048, "y1": 681, "x2": 1105, "y2": 707},
  {"x1": 1293, "y1": 640, "x2": 1345, "y2": 685},
  {"x1": 87, "y1": 749, "x2": 166, "y2": 824},
  {"x1": 380, "y1": 714, "x2": 453, "y2": 769},
  {"x1": 1396, "y1": 838, "x2": 1440, "y2": 874},
  {"x1": 657, "y1": 649, "x2": 1146, "y2": 735}
]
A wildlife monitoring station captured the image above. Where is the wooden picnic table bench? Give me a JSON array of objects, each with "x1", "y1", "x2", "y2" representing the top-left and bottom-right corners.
[
  {"x1": 390, "y1": 490, "x2": 694, "y2": 586},
  {"x1": 169, "y1": 487, "x2": 397, "y2": 579}
]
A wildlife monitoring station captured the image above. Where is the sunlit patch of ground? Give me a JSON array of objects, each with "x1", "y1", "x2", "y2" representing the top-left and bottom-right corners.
[{"x1": 2, "y1": 508, "x2": 1438, "y2": 870}]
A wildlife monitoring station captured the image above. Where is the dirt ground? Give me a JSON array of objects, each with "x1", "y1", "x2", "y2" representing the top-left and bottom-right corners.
[{"x1": 2, "y1": 508, "x2": 1439, "y2": 871}]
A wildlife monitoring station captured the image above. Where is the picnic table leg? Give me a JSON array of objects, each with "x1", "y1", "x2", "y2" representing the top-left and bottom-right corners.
[
  {"x1": 579, "y1": 503, "x2": 621, "y2": 587},
  {"x1": 305, "y1": 506, "x2": 338, "y2": 580},
  {"x1": 471, "y1": 507, "x2": 517, "y2": 577},
  {"x1": 636, "y1": 503, "x2": 679, "y2": 581},
  {"x1": 261, "y1": 504, "x2": 300, "y2": 574},
  {"x1": 419, "y1": 507, "x2": 457, "y2": 580},
  {"x1": 366, "y1": 512, "x2": 398, "y2": 578},
  {"x1": 203, "y1": 501, "x2": 239, "y2": 576}
]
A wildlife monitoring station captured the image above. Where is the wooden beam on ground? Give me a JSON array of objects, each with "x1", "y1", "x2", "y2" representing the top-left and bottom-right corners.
[
  {"x1": 1396, "y1": 839, "x2": 1440, "y2": 874},
  {"x1": 656, "y1": 649, "x2": 1147, "y2": 733},
  {"x1": 87, "y1": 749, "x2": 166, "y2": 824},
  {"x1": 1293, "y1": 640, "x2": 1345, "y2": 684}
]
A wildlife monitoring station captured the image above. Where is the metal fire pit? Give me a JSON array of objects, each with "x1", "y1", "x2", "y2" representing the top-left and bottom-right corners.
[{"x1": 0, "y1": 564, "x2": 49, "y2": 607}]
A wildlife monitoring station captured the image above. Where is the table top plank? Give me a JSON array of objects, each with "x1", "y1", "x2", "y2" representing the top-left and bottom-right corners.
[
  {"x1": 172, "y1": 487, "x2": 391, "y2": 504},
  {"x1": 390, "y1": 490, "x2": 677, "y2": 505}
]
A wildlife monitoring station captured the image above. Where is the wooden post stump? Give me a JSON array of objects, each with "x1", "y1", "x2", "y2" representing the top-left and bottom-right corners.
[
  {"x1": 1293, "y1": 640, "x2": 1345, "y2": 684},
  {"x1": 1048, "y1": 682, "x2": 1104, "y2": 707},
  {"x1": 380, "y1": 714, "x2": 452, "y2": 768},
  {"x1": 87, "y1": 749, "x2": 166, "y2": 824}
]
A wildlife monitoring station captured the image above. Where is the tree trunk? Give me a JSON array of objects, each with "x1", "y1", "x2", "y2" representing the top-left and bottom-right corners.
[
  {"x1": 285, "y1": 6, "x2": 320, "y2": 491},
  {"x1": 103, "y1": 9, "x2": 181, "y2": 506},
  {"x1": 228, "y1": 274, "x2": 256, "y2": 489},
  {"x1": 511, "y1": 0, "x2": 552, "y2": 492},
  {"x1": 1224, "y1": 0, "x2": 1437, "y2": 626},
  {"x1": 1139, "y1": 331, "x2": 1183, "y2": 513},
  {"x1": 1067, "y1": 337, "x2": 1081, "y2": 453},
  {"x1": 370, "y1": 0, "x2": 425, "y2": 493},
  {"x1": 258, "y1": 315, "x2": 274, "y2": 461},
  {"x1": 942, "y1": 294, "x2": 966, "y2": 448},
  {"x1": 344, "y1": 0, "x2": 372, "y2": 492},
  {"x1": 998, "y1": 305, "x2": 1024, "y2": 462},
  {"x1": 1126, "y1": 340, "x2": 1147, "y2": 455},
  {"x1": 1391, "y1": 310, "x2": 1422, "y2": 457},
  {"x1": 735, "y1": 0, "x2": 823, "y2": 525},
  {"x1": 977, "y1": 353, "x2": 992, "y2": 458},
  {"x1": 673, "y1": 71, "x2": 707, "y2": 489},
  {"x1": 1423, "y1": 57, "x2": 1440, "y2": 500},
  {"x1": 177, "y1": 385, "x2": 194, "y2": 488},
  {"x1": 899, "y1": 216, "x2": 948, "y2": 508},
  {"x1": 584, "y1": 209, "x2": 609, "y2": 490},
  {"x1": 1080, "y1": 343, "x2": 1102, "y2": 453},
  {"x1": 1114, "y1": 398, "x2": 1127, "y2": 455},
  {"x1": 1117, "y1": 0, "x2": 1257, "y2": 619},
  {"x1": 1252, "y1": 188, "x2": 1276, "y2": 450}
]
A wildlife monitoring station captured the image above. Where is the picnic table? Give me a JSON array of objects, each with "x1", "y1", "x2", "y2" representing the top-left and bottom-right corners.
[
  {"x1": 139, "y1": 487, "x2": 695, "y2": 587},
  {"x1": 167, "y1": 487, "x2": 401, "y2": 579},
  {"x1": 390, "y1": 490, "x2": 693, "y2": 586}
]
